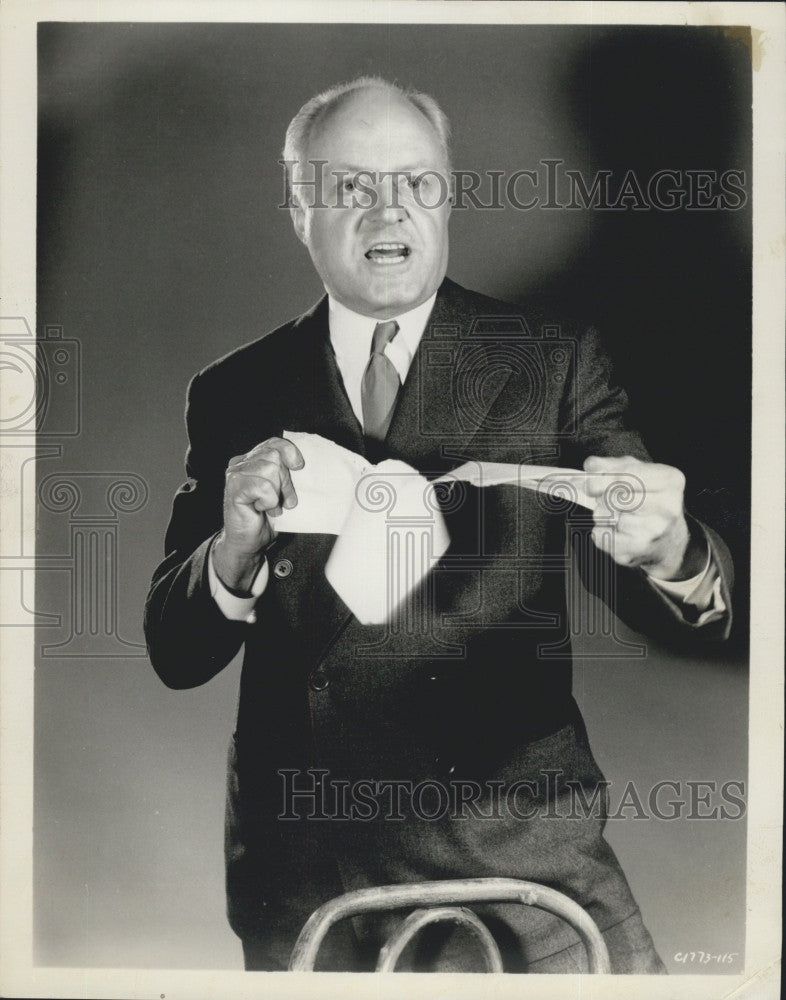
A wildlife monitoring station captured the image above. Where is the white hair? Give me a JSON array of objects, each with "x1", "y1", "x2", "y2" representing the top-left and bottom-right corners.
[{"x1": 282, "y1": 75, "x2": 452, "y2": 205}]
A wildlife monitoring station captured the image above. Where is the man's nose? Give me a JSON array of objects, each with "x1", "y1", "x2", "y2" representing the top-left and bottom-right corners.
[{"x1": 366, "y1": 177, "x2": 408, "y2": 223}]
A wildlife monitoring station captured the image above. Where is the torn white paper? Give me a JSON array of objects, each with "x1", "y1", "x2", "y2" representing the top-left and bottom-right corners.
[{"x1": 274, "y1": 432, "x2": 603, "y2": 624}]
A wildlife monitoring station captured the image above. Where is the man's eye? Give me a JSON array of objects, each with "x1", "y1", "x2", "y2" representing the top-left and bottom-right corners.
[
  {"x1": 342, "y1": 179, "x2": 355, "y2": 192},
  {"x1": 409, "y1": 174, "x2": 434, "y2": 192}
]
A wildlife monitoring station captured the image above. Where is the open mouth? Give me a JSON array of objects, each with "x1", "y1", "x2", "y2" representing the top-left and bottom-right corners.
[{"x1": 364, "y1": 243, "x2": 411, "y2": 264}]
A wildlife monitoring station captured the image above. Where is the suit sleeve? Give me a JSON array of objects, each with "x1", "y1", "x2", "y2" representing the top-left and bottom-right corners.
[
  {"x1": 144, "y1": 371, "x2": 248, "y2": 689},
  {"x1": 561, "y1": 325, "x2": 734, "y2": 644}
]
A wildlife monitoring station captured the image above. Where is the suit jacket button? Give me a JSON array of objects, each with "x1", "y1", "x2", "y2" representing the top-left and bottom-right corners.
[
  {"x1": 273, "y1": 558, "x2": 293, "y2": 579},
  {"x1": 309, "y1": 669, "x2": 329, "y2": 692}
]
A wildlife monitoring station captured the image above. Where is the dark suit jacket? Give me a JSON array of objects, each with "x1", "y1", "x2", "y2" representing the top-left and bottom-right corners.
[{"x1": 145, "y1": 278, "x2": 733, "y2": 970}]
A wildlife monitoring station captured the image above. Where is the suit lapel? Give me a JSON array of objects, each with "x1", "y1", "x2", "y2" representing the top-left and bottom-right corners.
[{"x1": 281, "y1": 296, "x2": 366, "y2": 456}]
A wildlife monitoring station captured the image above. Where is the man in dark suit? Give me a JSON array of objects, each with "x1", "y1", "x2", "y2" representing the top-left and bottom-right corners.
[{"x1": 145, "y1": 77, "x2": 732, "y2": 973}]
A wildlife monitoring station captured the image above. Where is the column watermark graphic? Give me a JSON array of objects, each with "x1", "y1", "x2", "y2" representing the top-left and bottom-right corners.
[
  {"x1": 37, "y1": 473, "x2": 148, "y2": 657},
  {"x1": 0, "y1": 316, "x2": 148, "y2": 657},
  {"x1": 348, "y1": 464, "x2": 649, "y2": 660}
]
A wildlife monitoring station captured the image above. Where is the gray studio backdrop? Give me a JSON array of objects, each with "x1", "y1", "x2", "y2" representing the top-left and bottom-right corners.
[{"x1": 34, "y1": 23, "x2": 750, "y2": 970}]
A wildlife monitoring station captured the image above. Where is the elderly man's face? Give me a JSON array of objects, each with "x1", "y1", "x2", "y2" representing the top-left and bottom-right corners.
[{"x1": 291, "y1": 88, "x2": 451, "y2": 319}]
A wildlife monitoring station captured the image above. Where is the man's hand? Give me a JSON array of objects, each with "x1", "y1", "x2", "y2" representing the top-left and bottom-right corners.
[
  {"x1": 583, "y1": 455, "x2": 706, "y2": 581},
  {"x1": 212, "y1": 437, "x2": 305, "y2": 593}
]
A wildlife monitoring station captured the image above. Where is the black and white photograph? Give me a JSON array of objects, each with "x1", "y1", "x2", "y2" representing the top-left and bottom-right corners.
[{"x1": 0, "y1": 2, "x2": 783, "y2": 998}]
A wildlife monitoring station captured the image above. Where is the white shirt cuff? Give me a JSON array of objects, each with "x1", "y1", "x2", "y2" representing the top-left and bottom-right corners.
[
  {"x1": 646, "y1": 548, "x2": 727, "y2": 625},
  {"x1": 208, "y1": 546, "x2": 269, "y2": 623}
]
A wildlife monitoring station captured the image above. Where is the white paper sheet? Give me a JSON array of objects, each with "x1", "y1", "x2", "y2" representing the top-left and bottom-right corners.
[
  {"x1": 274, "y1": 432, "x2": 601, "y2": 623},
  {"x1": 274, "y1": 432, "x2": 597, "y2": 535},
  {"x1": 270, "y1": 433, "x2": 369, "y2": 535}
]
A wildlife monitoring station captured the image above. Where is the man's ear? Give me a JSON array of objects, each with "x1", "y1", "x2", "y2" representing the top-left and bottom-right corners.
[{"x1": 290, "y1": 201, "x2": 308, "y2": 245}]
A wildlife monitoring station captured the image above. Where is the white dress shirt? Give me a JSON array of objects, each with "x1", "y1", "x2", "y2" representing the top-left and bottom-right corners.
[
  {"x1": 208, "y1": 294, "x2": 724, "y2": 625},
  {"x1": 326, "y1": 293, "x2": 437, "y2": 425}
]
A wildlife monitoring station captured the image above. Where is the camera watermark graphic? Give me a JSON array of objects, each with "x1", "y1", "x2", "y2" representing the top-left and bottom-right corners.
[
  {"x1": 338, "y1": 309, "x2": 660, "y2": 660},
  {"x1": 280, "y1": 159, "x2": 748, "y2": 212},
  {"x1": 0, "y1": 316, "x2": 148, "y2": 656},
  {"x1": 1, "y1": 319, "x2": 80, "y2": 438},
  {"x1": 416, "y1": 316, "x2": 578, "y2": 444},
  {"x1": 340, "y1": 315, "x2": 651, "y2": 663},
  {"x1": 277, "y1": 768, "x2": 747, "y2": 823}
]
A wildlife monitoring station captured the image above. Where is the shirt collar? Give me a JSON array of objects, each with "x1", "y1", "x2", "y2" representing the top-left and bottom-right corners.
[{"x1": 327, "y1": 292, "x2": 437, "y2": 373}]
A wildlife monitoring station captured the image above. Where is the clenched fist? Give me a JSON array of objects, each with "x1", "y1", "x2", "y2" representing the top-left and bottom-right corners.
[
  {"x1": 583, "y1": 455, "x2": 707, "y2": 581},
  {"x1": 212, "y1": 437, "x2": 304, "y2": 593}
]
